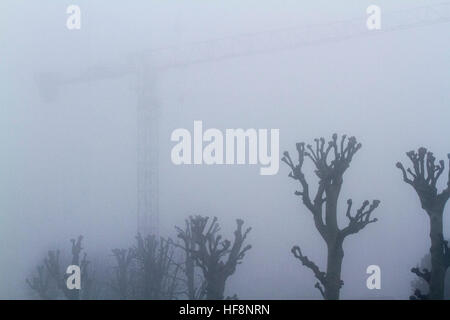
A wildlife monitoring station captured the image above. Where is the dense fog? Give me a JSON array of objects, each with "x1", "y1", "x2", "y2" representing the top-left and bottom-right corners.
[{"x1": 1, "y1": 0, "x2": 449, "y2": 299}]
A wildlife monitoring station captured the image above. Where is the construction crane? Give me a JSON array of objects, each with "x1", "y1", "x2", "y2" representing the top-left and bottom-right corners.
[{"x1": 35, "y1": 2, "x2": 450, "y2": 236}]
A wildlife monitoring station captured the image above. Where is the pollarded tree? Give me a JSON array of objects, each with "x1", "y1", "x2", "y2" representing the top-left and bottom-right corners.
[
  {"x1": 27, "y1": 236, "x2": 94, "y2": 300},
  {"x1": 282, "y1": 134, "x2": 380, "y2": 300},
  {"x1": 176, "y1": 216, "x2": 252, "y2": 300},
  {"x1": 396, "y1": 148, "x2": 450, "y2": 299}
]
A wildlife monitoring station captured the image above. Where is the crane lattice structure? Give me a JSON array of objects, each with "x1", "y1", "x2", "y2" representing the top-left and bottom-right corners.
[{"x1": 35, "y1": 2, "x2": 450, "y2": 236}]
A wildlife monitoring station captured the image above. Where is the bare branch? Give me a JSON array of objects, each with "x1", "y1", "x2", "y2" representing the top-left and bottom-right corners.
[
  {"x1": 291, "y1": 246, "x2": 326, "y2": 287},
  {"x1": 396, "y1": 162, "x2": 413, "y2": 185},
  {"x1": 282, "y1": 145, "x2": 316, "y2": 214},
  {"x1": 411, "y1": 267, "x2": 431, "y2": 284},
  {"x1": 314, "y1": 282, "x2": 325, "y2": 299},
  {"x1": 341, "y1": 199, "x2": 380, "y2": 237},
  {"x1": 282, "y1": 143, "x2": 327, "y2": 237}
]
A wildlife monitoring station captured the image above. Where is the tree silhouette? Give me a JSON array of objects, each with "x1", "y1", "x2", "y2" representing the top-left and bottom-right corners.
[
  {"x1": 283, "y1": 134, "x2": 380, "y2": 300},
  {"x1": 410, "y1": 251, "x2": 450, "y2": 300},
  {"x1": 176, "y1": 216, "x2": 251, "y2": 299},
  {"x1": 111, "y1": 247, "x2": 134, "y2": 299},
  {"x1": 175, "y1": 218, "x2": 207, "y2": 299},
  {"x1": 134, "y1": 234, "x2": 182, "y2": 299},
  {"x1": 111, "y1": 234, "x2": 182, "y2": 299},
  {"x1": 27, "y1": 235, "x2": 93, "y2": 300},
  {"x1": 396, "y1": 148, "x2": 450, "y2": 299}
]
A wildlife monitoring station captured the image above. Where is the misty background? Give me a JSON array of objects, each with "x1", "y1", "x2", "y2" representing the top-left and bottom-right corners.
[{"x1": 1, "y1": 0, "x2": 449, "y2": 299}]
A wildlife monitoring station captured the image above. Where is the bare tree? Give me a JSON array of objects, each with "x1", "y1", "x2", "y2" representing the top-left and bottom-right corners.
[
  {"x1": 26, "y1": 265, "x2": 53, "y2": 299},
  {"x1": 396, "y1": 148, "x2": 450, "y2": 299},
  {"x1": 175, "y1": 218, "x2": 206, "y2": 299},
  {"x1": 282, "y1": 134, "x2": 380, "y2": 300},
  {"x1": 27, "y1": 235, "x2": 93, "y2": 300},
  {"x1": 112, "y1": 234, "x2": 181, "y2": 300},
  {"x1": 129, "y1": 234, "x2": 182, "y2": 299},
  {"x1": 111, "y1": 248, "x2": 134, "y2": 299},
  {"x1": 176, "y1": 216, "x2": 252, "y2": 300},
  {"x1": 29, "y1": 233, "x2": 182, "y2": 300}
]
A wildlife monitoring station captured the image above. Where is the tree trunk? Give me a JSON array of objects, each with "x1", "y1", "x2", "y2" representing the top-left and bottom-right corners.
[
  {"x1": 186, "y1": 255, "x2": 195, "y2": 299},
  {"x1": 325, "y1": 242, "x2": 344, "y2": 300},
  {"x1": 323, "y1": 183, "x2": 344, "y2": 300},
  {"x1": 428, "y1": 211, "x2": 445, "y2": 299},
  {"x1": 206, "y1": 276, "x2": 225, "y2": 300}
]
